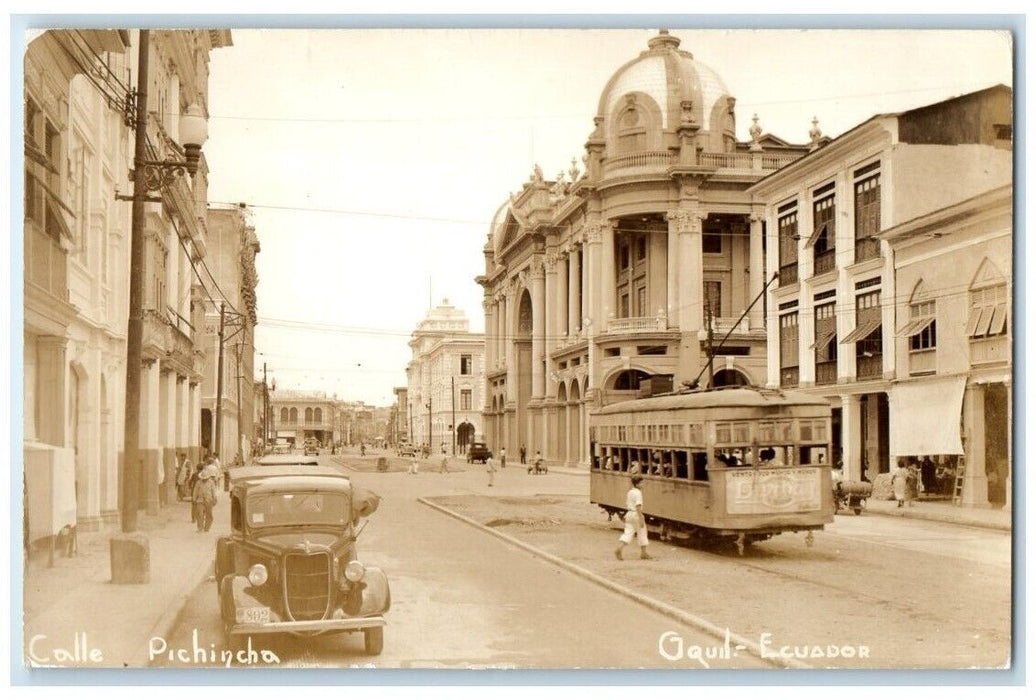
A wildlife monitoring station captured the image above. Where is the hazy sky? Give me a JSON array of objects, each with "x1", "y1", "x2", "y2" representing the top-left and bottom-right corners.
[{"x1": 200, "y1": 27, "x2": 1013, "y2": 405}]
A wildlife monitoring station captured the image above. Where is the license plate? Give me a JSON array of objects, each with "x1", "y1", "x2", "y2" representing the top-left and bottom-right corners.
[{"x1": 239, "y1": 606, "x2": 270, "y2": 624}]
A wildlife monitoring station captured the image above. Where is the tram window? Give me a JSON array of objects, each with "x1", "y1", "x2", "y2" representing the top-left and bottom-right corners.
[
  {"x1": 674, "y1": 451, "x2": 689, "y2": 479},
  {"x1": 715, "y1": 423, "x2": 731, "y2": 444},
  {"x1": 758, "y1": 421, "x2": 775, "y2": 443},
  {"x1": 776, "y1": 421, "x2": 794, "y2": 442},
  {"x1": 733, "y1": 423, "x2": 751, "y2": 443},
  {"x1": 692, "y1": 452, "x2": 708, "y2": 480},
  {"x1": 800, "y1": 419, "x2": 827, "y2": 442},
  {"x1": 801, "y1": 446, "x2": 828, "y2": 465},
  {"x1": 687, "y1": 424, "x2": 702, "y2": 445}
]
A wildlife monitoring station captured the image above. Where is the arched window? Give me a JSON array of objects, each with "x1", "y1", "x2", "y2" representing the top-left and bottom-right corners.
[
  {"x1": 280, "y1": 407, "x2": 289, "y2": 422},
  {"x1": 305, "y1": 407, "x2": 313, "y2": 423},
  {"x1": 289, "y1": 407, "x2": 298, "y2": 423},
  {"x1": 903, "y1": 281, "x2": 936, "y2": 352},
  {"x1": 314, "y1": 407, "x2": 322, "y2": 423}
]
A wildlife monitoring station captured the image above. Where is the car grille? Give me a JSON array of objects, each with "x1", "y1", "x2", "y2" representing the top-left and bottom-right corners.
[{"x1": 283, "y1": 552, "x2": 332, "y2": 621}]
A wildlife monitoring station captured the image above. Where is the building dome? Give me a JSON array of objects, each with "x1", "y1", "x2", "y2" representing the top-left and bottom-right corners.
[{"x1": 595, "y1": 30, "x2": 735, "y2": 151}]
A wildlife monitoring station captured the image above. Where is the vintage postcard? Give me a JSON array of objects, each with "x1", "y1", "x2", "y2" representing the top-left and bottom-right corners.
[{"x1": 17, "y1": 21, "x2": 1015, "y2": 678}]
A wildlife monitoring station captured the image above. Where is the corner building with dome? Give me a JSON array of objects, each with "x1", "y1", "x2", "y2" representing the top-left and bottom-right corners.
[{"x1": 477, "y1": 31, "x2": 822, "y2": 466}]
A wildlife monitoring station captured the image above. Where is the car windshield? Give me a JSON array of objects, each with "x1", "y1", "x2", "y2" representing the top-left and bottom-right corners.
[{"x1": 247, "y1": 492, "x2": 350, "y2": 529}]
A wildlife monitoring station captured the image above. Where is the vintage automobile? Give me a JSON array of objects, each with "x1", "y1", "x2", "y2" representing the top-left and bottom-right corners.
[
  {"x1": 466, "y1": 442, "x2": 492, "y2": 464},
  {"x1": 396, "y1": 442, "x2": 417, "y2": 458},
  {"x1": 303, "y1": 438, "x2": 320, "y2": 456},
  {"x1": 215, "y1": 463, "x2": 390, "y2": 654}
]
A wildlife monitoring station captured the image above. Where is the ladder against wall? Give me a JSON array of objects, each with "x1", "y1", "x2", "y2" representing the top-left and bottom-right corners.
[{"x1": 952, "y1": 437, "x2": 968, "y2": 506}]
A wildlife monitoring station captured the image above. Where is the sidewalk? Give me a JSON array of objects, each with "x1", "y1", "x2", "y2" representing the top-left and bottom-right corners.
[{"x1": 22, "y1": 494, "x2": 229, "y2": 669}]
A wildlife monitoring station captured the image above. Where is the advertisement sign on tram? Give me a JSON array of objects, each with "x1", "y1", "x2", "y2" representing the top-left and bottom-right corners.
[{"x1": 725, "y1": 467, "x2": 822, "y2": 514}]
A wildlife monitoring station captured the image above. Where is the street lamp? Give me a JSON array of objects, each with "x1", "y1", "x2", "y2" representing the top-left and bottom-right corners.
[{"x1": 116, "y1": 29, "x2": 209, "y2": 579}]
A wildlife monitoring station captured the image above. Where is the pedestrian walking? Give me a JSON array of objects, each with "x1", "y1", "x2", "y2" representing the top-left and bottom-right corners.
[
  {"x1": 409, "y1": 456, "x2": 419, "y2": 475},
  {"x1": 192, "y1": 458, "x2": 220, "y2": 532},
  {"x1": 500, "y1": 447, "x2": 507, "y2": 470},
  {"x1": 440, "y1": 453, "x2": 449, "y2": 474},
  {"x1": 486, "y1": 455, "x2": 496, "y2": 487},
  {"x1": 615, "y1": 475, "x2": 651, "y2": 561},
  {"x1": 520, "y1": 445, "x2": 527, "y2": 465},
  {"x1": 188, "y1": 460, "x2": 205, "y2": 522},
  {"x1": 892, "y1": 459, "x2": 909, "y2": 508}
]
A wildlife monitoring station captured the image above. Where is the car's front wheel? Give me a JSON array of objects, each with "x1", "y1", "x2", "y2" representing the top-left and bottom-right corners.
[{"x1": 364, "y1": 626, "x2": 384, "y2": 655}]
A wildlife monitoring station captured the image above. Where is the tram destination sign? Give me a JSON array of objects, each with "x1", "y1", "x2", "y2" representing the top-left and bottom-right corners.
[{"x1": 725, "y1": 467, "x2": 822, "y2": 514}]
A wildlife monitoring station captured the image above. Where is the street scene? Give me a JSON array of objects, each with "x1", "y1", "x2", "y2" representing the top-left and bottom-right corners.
[{"x1": 18, "y1": 25, "x2": 1014, "y2": 677}]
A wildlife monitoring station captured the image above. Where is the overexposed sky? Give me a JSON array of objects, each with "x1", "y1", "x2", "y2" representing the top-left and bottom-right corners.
[{"x1": 201, "y1": 27, "x2": 1013, "y2": 405}]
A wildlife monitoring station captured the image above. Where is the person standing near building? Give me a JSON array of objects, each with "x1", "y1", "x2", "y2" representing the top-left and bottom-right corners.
[
  {"x1": 409, "y1": 455, "x2": 419, "y2": 475},
  {"x1": 440, "y1": 452, "x2": 449, "y2": 475},
  {"x1": 520, "y1": 445, "x2": 527, "y2": 465},
  {"x1": 486, "y1": 454, "x2": 497, "y2": 487},
  {"x1": 892, "y1": 459, "x2": 909, "y2": 508},
  {"x1": 192, "y1": 458, "x2": 220, "y2": 532},
  {"x1": 500, "y1": 447, "x2": 507, "y2": 470},
  {"x1": 615, "y1": 475, "x2": 651, "y2": 561}
]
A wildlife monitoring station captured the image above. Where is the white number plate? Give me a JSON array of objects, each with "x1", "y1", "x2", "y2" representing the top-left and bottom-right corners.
[{"x1": 239, "y1": 606, "x2": 270, "y2": 624}]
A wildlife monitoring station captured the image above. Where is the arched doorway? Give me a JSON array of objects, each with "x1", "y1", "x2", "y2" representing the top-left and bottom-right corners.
[
  {"x1": 713, "y1": 368, "x2": 750, "y2": 388},
  {"x1": 611, "y1": 369, "x2": 651, "y2": 391},
  {"x1": 456, "y1": 421, "x2": 475, "y2": 451},
  {"x1": 514, "y1": 290, "x2": 533, "y2": 453},
  {"x1": 568, "y1": 379, "x2": 581, "y2": 466}
]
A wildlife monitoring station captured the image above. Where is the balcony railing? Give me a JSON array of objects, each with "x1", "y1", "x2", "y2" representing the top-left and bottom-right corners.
[
  {"x1": 813, "y1": 249, "x2": 836, "y2": 276},
  {"x1": 699, "y1": 152, "x2": 753, "y2": 169},
  {"x1": 815, "y1": 360, "x2": 838, "y2": 385},
  {"x1": 908, "y1": 350, "x2": 936, "y2": 375},
  {"x1": 779, "y1": 262, "x2": 799, "y2": 287},
  {"x1": 856, "y1": 353, "x2": 883, "y2": 380},
  {"x1": 602, "y1": 150, "x2": 804, "y2": 177},
  {"x1": 780, "y1": 366, "x2": 800, "y2": 388},
  {"x1": 603, "y1": 150, "x2": 673, "y2": 173},
  {"x1": 855, "y1": 237, "x2": 881, "y2": 263},
  {"x1": 607, "y1": 315, "x2": 668, "y2": 333},
  {"x1": 711, "y1": 316, "x2": 751, "y2": 336}
]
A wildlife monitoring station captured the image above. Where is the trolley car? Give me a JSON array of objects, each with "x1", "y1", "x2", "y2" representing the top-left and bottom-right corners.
[{"x1": 589, "y1": 386, "x2": 835, "y2": 554}]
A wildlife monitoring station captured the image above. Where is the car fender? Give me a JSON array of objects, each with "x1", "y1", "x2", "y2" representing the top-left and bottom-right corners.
[{"x1": 359, "y1": 566, "x2": 391, "y2": 616}]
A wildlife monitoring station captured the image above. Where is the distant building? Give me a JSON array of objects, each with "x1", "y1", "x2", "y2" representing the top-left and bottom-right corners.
[
  {"x1": 392, "y1": 386, "x2": 408, "y2": 444},
  {"x1": 406, "y1": 300, "x2": 486, "y2": 454},
  {"x1": 477, "y1": 30, "x2": 817, "y2": 466},
  {"x1": 200, "y1": 205, "x2": 260, "y2": 463},
  {"x1": 269, "y1": 390, "x2": 338, "y2": 446},
  {"x1": 748, "y1": 85, "x2": 1012, "y2": 497}
]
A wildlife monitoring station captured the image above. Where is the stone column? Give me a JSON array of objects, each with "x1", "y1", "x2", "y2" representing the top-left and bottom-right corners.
[
  {"x1": 585, "y1": 224, "x2": 603, "y2": 394},
  {"x1": 601, "y1": 221, "x2": 616, "y2": 325},
  {"x1": 842, "y1": 394, "x2": 862, "y2": 482},
  {"x1": 669, "y1": 208, "x2": 705, "y2": 385},
  {"x1": 749, "y1": 213, "x2": 765, "y2": 330},
  {"x1": 498, "y1": 293, "x2": 507, "y2": 371},
  {"x1": 568, "y1": 247, "x2": 580, "y2": 338},
  {"x1": 161, "y1": 368, "x2": 177, "y2": 506},
  {"x1": 531, "y1": 261, "x2": 546, "y2": 400},
  {"x1": 140, "y1": 359, "x2": 161, "y2": 515},
  {"x1": 188, "y1": 380, "x2": 201, "y2": 463},
  {"x1": 580, "y1": 240, "x2": 590, "y2": 333},
  {"x1": 961, "y1": 383, "x2": 987, "y2": 506},
  {"x1": 667, "y1": 223, "x2": 679, "y2": 328},
  {"x1": 559, "y1": 247, "x2": 569, "y2": 338},
  {"x1": 543, "y1": 254, "x2": 557, "y2": 358},
  {"x1": 482, "y1": 298, "x2": 494, "y2": 369},
  {"x1": 505, "y1": 284, "x2": 516, "y2": 403}
]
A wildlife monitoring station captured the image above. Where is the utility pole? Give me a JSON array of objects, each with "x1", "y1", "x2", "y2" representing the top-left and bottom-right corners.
[
  {"x1": 263, "y1": 362, "x2": 269, "y2": 452},
  {"x1": 451, "y1": 375, "x2": 456, "y2": 456},
  {"x1": 214, "y1": 302, "x2": 226, "y2": 458},
  {"x1": 705, "y1": 298, "x2": 715, "y2": 390},
  {"x1": 120, "y1": 29, "x2": 151, "y2": 533},
  {"x1": 234, "y1": 343, "x2": 242, "y2": 462}
]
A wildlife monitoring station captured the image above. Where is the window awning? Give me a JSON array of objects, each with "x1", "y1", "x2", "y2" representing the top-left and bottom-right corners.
[
  {"x1": 889, "y1": 376, "x2": 966, "y2": 456},
  {"x1": 810, "y1": 328, "x2": 837, "y2": 351},
  {"x1": 968, "y1": 304, "x2": 1007, "y2": 338},
  {"x1": 806, "y1": 221, "x2": 829, "y2": 248},
  {"x1": 897, "y1": 318, "x2": 934, "y2": 338},
  {"x1": 840, "y1": 317, "x2": 881, "y2": 344}
]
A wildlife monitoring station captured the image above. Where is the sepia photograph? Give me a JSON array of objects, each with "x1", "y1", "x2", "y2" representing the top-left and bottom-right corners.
[{"x1": 13, "y1": 14, "x2": 1018, "y2": 681}]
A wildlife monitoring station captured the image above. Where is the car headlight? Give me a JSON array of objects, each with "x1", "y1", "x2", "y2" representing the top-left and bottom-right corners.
[
  {"x1": 248, "y1": 563, "x2": 268, "y2": 587},
  {"x1": 344, "y1": 560, "x2": 365, "y2": 583}
]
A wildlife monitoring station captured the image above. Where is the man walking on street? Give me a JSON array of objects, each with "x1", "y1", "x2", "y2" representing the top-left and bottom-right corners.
[
  {"x1": 615, "y1": 475, "x2": 651, "y2": 561},
  {"x1": 192, "y1": 458, "x2": 220, "y2": 532}
]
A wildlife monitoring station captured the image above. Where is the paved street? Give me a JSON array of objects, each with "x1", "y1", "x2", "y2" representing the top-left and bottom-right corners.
[{"x1": 155, "y1": 450, "x2": 1011, "y2": 670}]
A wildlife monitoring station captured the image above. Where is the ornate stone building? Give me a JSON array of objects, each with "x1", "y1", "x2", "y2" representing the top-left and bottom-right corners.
[
  {"x1": 477, "y1": 30, "x2": 816, "y2": 466},
  {"x1": 23, "y1": 29, "x2": 231, "y2": 544},
  {"x1": 405, "y1": 300, "x2": 485, "y2": 454}
]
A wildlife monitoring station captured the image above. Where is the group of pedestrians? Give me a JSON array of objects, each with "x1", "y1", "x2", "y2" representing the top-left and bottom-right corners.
[{"x1": 174, "y1": 452, "x2": 223, "y2": 532}]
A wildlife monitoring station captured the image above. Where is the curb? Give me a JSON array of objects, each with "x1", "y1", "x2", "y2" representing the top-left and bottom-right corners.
[
  {"x1": 417, "y1": 496, "x2": 809, "y2": 670},
  {"x1": 860, "y1": 506, "x2": 1011, "y2": 533},
  {"x1": 139, "y1": 552, "x2": 216, "y2": 667}
]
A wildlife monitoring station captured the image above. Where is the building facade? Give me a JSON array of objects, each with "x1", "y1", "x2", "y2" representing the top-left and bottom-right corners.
[
  {"x1": 406, "y1": 300, "x2": 486, "y2": 454},
  {"x1": 748, "y1": 86, "x2": 1012, "y2": 501},
  {"x1": 880, "y1": 184, "x2": 1012, "y2": 507},
  {"x1": 478, "y1": 31, "x2": 816, "y2": 466},
  {"x1": 199, "y1": 205, "x2": 260, "y2": 463},
  {"x1": 392, "y1": 386, "x2": 408, "y2": 444},
  {"x1": 23, "y1": 29, "x2": 231, "y2": 544},
  {"x1": 268, "y1": 391, "x2": 340, "y2": 447}
]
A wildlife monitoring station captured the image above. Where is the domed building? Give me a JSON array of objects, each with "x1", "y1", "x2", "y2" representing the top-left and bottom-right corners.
[{"x1": 477, "y1": 30, "x2": 818, "y2": 466}]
